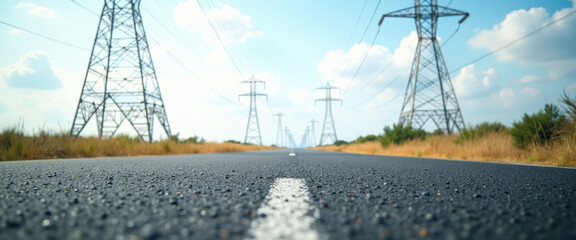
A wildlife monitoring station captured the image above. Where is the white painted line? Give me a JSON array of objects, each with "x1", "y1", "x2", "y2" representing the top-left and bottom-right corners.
[
  {"x1": 288, "y1": 152, "x2": 296, "y2": 157},
  {"x1": 246, "y1": 178, "x2": 323, "y2": 240}
]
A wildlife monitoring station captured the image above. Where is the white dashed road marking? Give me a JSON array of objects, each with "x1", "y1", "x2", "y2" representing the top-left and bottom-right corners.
[{"x1": 246, "y1": 178, "x2": 322, "y2": 240}]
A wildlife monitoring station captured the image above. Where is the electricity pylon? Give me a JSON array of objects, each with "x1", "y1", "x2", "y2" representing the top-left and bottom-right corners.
[
  {"x1": 316, "y1": 82, "x2": 342, "y2": 146},
  {"x1": 308, "y1": 120, "x2": 317, "y2": 147},
  {"x1": 300, "y1": 128, "x2": 309, "y2": 148},
  {"x1": 284, "y1": 127, "x2": 290, "y2": 148},
  {"x1": 239, "y1": 75, "x2": 267, "y2": 145},
  {"x1": 379, "y1": 0, "x2": 468, "y2": 134},
  {"x1": 70, "y1": 0, "x2": 172, "y2": 142},
  {"x1": 274, "y1": 112, "x2": 286, "y2": 147}
]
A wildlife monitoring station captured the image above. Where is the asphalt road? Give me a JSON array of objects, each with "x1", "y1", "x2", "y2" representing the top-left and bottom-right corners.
[{"x1": 1, "y1": 149, "x2": 575, "y2": 240}]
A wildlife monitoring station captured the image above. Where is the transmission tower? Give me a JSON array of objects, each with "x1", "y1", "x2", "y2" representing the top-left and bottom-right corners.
[
  {"x1": 316, "y1": 82, "x2": 342, "y2": 146},
  {"x1": 379, "y1": 0, "x2": 468, "y2": 134},
  {"x1": 274, "y1": 112, "x2": 286, "y2": 147},
  {"x1": 70, "y1": 0, "x2": 171, "y2": 142},
  {"x1": 284, "y1": 127, "x2": 290, "y2": 148},
  {"x1": 239, "y1": 75, "x2": 267, "y2": 145},
  {"x1": 308, "y1": 120, "x2": 317, "y2": 147},
  {"x1": 301, "y1": 127, "x2": 310, "y2": 148}
]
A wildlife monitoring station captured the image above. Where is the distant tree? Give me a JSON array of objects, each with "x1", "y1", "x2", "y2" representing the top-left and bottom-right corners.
[
  {"x1": 355, "y1": 134, "x2": 379, "y2": 143},
  {"x1": 432, "y1": 129, "x2": 445, "y2": 136},
  {"x1": 169, "y1": 133, "x2": 180, "y2": 142},
  {"x1": 224, "y1": 139, "x2": 242, "y2": 144},
  {"x1": 380, "y1": 123, "x2": 427, "y2": 147},
  {"x1": 334, "y1": 140, "x2": 349, "y2": 146},
  {"x1": 510, "y1": 104, "x2": 566, "y2": 149},
  {"x1": 183, "y1": 135, "x2": 206, "y2": 144}
]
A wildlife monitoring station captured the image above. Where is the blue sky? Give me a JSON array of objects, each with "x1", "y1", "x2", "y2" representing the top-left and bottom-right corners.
[{"x1": 1, "y1": 0, "x2": 575, "y2": 146}]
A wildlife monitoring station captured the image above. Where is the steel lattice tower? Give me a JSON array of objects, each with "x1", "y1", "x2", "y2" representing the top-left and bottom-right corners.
[
  {"x1": 239, "y1": 75, "x2": 267, "y2": 145},
  {"x1": 316, "y1": 82, "x2": 342, "y2": 146},
  {"x1": 308, "y1": 120, "x2": 317, "y2": 147},
  {"x1": 379, "y1": 0, "x2": 468, "y2": 134},
  {"x1": 273, "y1": 112, "x2": 286, "y2": 147},
  {"x1": 70, "y1": 0, "x2": 172, "y2": 142}
]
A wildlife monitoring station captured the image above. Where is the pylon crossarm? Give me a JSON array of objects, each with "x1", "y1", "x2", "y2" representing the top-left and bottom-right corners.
[
  {"x1": 436, "y1": 6, "x2": 469, "y2": 19},
  {"x1": 380, "y1": 6, "x2": 469, "y2": 25},
  {"x1": 380, "y1": 6, "x2": 417, "y2": 20}
]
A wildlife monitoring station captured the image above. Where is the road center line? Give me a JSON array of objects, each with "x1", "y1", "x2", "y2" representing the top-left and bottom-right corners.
[{"x1": 246, "y1": 178, "x2": 322, "y2": 240}]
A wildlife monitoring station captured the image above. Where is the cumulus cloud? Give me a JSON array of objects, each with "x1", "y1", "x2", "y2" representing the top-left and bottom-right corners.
[
  {"x1": 493, "y1": 87, "x2": 541, "y2": 108},
  {"x1": 174, "y1": 0, "x2": 263, "y2": 44},
  {"x1": 318, "y1": 31, "x2": 418, "y2": 93},
  {"x1": 453, "y1": 64, "x2": 499, "y2": 98},
  {"x1": 14, "y1": 2, "x2": 55, "y2": 18},
  {"x1": 1, "y1": 51, "x2": 62, "y2": 90},
  {"x1": 468, "y1": 3, "x2": 576, "y2": 79}
]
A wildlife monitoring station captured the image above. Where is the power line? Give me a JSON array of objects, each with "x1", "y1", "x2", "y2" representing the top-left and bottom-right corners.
[
  {"x1": 70, "y1": 0, "x2": 99, "y2": 17},
  {"x1": 450, "y1": 8, "x2": 576, "y2": 74},
  {"x1": 148, "y1": 37, "x2": 240, "y2": 106},
  {"x1": 357, "y1": 0, "x2": 383, "y2": 47},
  {"x1": 323, "y1": 0, "x2": 382, "y2": 86},
  {"x1": 333, "y1": 0, "x2": 383, "y2": 97},
  {"x1": 196, "y1": 0, "x2": 246, "y2": 77},
  {"x1": 69, "y1": 0, "x2": 240, "y2": 106},
  {"x1": 344, "y1": 0, "x2": 369, "y2": 48},
  {"x1": 344, "y1": 73, "x2": 403, "y2": 109},
  {"x1": 0, "y1": 20, "x2": 88, "y2": 52},
  {"x1": 142, "y1": 7, "x2": 201, "y2": 57},
  {"x1": 340, "y1": 26, "x2": 381, "y2": 97}
]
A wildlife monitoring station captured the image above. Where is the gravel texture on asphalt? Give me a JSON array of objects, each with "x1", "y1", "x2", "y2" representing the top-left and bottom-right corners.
[{"x1": 1, "y1": 149, "x2": 575, "y2": 240}]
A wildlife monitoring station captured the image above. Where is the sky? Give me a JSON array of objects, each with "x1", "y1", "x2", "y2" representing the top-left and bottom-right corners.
[{"x1": 0, "y1": 0, "x2": 575, "y2": 146}]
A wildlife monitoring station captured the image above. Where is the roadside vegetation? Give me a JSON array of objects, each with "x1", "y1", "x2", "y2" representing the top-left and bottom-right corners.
[
  {"x1": 0, "y1": 128, "x2": 274, "y2": 161},
  {"x1": 314, "y1": 91, "x2": 576, "y2": 167}
]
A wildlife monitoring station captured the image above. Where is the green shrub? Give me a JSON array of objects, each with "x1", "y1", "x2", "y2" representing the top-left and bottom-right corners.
[
  {"x1": 355, "y1": 134, "x2": 379, "y2": 143},
  {"x1": 380, "y1": 123, "x2": 427, "y2": 147},
  {"x1": 510, "y1": 104, "x2": 566, "y2": 149},
  {"x1": 458, "y1": 121, "x2": 508, "y2": 142},
  {"x1": 334, "y1": 140, "x2": 349, "y2": 146},
  {"x1": 183, "y1": 135, "x2": 206, "y2": 144},
  {"x1": 432, "y1": 129, "x2": 445, "y2": 136}
]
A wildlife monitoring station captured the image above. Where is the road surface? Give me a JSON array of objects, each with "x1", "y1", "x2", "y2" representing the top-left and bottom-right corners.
[{"x1": 1, "y1": 149, "x2": 575, "y2": 239}]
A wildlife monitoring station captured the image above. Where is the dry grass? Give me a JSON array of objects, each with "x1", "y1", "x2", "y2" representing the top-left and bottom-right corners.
[
  {"x1": 0, "y1": 128, "x2": 275, "y2": 161},
  {"x1": 313, "y1": 132, "x2": 575, "y2": 167}
]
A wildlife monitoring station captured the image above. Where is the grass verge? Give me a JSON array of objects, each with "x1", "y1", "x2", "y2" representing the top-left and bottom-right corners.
[
  {"x1": 313, "y1": 132, "x2": 575, "y2": 167},
  {"x1": 0, "y1": 127, "x2": 275, "y2": 161}
]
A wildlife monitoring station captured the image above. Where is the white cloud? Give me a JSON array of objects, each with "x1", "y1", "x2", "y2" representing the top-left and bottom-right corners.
[
  {"x1": 14, "y1": 2, "x2": 55, "y2": 18},
  {"x1": 519, "y1": 75, "x2": 545, "y2": 84},
  {"x1": 520, "y1": 87, "x2": 540, "y2": 97},
  {"x1": 453, "y1": 64, "x2": 499, "y2": 98},
  {"x1": 491, "y1": 87, "x2": 541, "y2": 109},
  {"x1": 174, "y1": 0, "x2": 263, "y2": 44},
  {"x1": 468, "y1": 3, "x2": 576, "y2": 80},
  {"x1": 318, "y1": 31, "x2": 417, "y2": 94},
  {"x1": 1, "y1": 51, "x2": 62, "y2": 90}
]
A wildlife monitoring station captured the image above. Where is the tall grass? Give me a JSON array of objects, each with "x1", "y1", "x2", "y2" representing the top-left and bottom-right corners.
[
  {"x1": 0, "y1": 127, "x2": 274, "y2": 161},
  {"x1": 314, "y1": 131, "x2": 574, "y2": 167}
]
